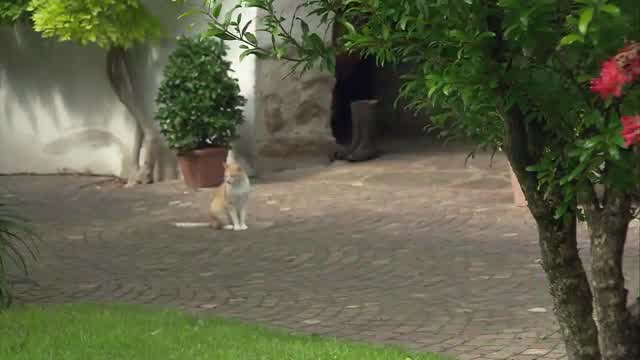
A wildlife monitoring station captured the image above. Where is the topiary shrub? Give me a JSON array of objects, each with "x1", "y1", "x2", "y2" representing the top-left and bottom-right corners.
[{"x1": 155, "y1": 36, "x2": 246, "y2": 154}]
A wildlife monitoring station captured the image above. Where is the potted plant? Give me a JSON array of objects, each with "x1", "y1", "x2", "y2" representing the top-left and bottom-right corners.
[{"x1": 155, "y1": 36, "x2": 246, "y2": 188}]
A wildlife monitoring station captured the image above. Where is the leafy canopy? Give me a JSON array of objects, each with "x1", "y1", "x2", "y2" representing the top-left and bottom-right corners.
[
  {"x1": 155, "y1": 36, "x2": 246, "y2": 152},
  {"x1": 27, "y1": 0, "x2": 163, "y2": 49},
  {"x1": 194, "y1": 0, "x2": 640, "y2": 219},
  {"x1": 0, "y1": 0, "x2": 30, "y2": 24}
]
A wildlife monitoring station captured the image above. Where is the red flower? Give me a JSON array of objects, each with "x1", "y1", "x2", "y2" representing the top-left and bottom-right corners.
[
  {"x1": 621, "y1": 115, "x2": 640, "y2": 147},
  {"x1": 591, "y1": 59, "x2": 633, "y2": 98}
]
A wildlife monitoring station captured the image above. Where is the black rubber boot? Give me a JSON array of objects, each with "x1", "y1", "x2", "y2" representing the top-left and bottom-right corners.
[
  {"x1": 334, "y1": 108, "x2": 360, "y2": 161},
  {"x1": 347, "y1": 99, "x2": 379, "y2": 162}
]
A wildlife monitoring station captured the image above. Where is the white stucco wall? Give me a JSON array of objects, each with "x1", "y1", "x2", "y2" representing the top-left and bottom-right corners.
[
  {"x1": 0, "y1": 0, "x2": 258, "y2": 177},
  {"x1": 0, "y1": 24, "x2": 135, "y2": 175}
]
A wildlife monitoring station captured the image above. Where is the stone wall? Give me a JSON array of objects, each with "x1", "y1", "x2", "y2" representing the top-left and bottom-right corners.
[
  {"x1": 253, "y1": 60, "x2": 335, "y2": 172},
  {"x1": 251, "y1": 0, "x2": 336, "y2": 172}
]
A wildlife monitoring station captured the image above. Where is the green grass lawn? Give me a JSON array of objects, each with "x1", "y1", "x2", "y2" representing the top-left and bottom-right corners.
[{"x1": 0, "y1": 304, "x2": 449, "y2": 360}]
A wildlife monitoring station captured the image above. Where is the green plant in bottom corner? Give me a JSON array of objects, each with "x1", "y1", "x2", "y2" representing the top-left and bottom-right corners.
[
  {"x1": 0, "y1": 201, "x2": 38, "y2": 309},
  {"x1": 155, "y1": 36, "x2": 246, "y2": 154}
]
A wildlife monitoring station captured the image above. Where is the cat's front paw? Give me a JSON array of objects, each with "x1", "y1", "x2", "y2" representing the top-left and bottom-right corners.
[
  {"x1": 233, "y1": 225, "x2": 248, "y2": 231},
  {"x1": 223, "y1": 225, "x2": 235, "y2": 230}
]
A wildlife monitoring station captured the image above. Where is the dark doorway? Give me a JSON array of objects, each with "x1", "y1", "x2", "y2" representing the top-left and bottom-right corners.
[
  {"x1": 330, "y1": 22, "x2": 434, "y2": 154},
  {"x1": 331, "y1": 54, "x2": 377, "y2": 145}
]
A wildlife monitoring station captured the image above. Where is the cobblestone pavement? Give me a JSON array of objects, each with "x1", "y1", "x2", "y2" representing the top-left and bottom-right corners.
[{"x1": 2, "y1": 146, "x2": 639, "y2": 360}]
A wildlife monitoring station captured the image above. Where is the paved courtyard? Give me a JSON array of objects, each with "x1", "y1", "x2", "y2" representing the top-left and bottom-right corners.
[{"x1": 3, "y1": 144, "x2": 639, "y2": 360}]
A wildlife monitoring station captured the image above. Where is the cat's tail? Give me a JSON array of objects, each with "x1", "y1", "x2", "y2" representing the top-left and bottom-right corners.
[{"x1": 173, "y1": 222, "x2": 210, "y2": 228}]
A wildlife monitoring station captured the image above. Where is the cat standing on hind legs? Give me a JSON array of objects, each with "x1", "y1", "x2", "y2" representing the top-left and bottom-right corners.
[{"x1": 209, "y1": 160, "x2": 251, "y2": 231}]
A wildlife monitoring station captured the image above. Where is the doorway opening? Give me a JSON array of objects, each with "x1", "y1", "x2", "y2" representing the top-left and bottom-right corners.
[
  {"x1": 331, "y1": 56, "x2": 434, "y2": 149},
  {"x1": 329, "y1": 23, "x2": 443, "y2": 158},
  {"x1": 331, "y1": 54, "x2": 377, "y2": 145}
]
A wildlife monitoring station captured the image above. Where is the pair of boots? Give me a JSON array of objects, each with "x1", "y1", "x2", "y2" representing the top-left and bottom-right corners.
[{"x1": 334, "y1": 99, "x2": 380, "y2": 162}]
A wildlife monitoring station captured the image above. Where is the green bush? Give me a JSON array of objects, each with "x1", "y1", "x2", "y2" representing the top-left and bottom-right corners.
[
  {"x1": 0, "y1": 201, "x2": 38, "y2": 309},
  {"x1": 155, "y1": 36, "x2": 246, "y2": 153}
]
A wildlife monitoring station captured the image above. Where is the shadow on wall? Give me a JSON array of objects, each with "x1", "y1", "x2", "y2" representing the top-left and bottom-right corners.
[
  {"x1": 0, "y1": 24, "x2": 137, "y2": 176},
  {"x1": 126, "y1": 44, "x2": 180, "y2": 182},
  {"x1": 0, "y1": 1, "x2": 255, "y2": 179}
]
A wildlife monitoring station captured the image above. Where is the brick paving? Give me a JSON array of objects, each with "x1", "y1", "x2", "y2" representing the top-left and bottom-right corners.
[{"x1": 2, "y1": 146, "x2": 639, "y2": 360}]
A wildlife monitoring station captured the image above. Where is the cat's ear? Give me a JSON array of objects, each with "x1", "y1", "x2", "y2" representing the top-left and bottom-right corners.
[{"x1": 226, "y1": 149, "x2": 236, "y2": 164}]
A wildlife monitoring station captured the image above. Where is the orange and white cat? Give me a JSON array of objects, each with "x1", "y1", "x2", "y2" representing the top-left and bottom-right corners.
[{"x1": 208, "y1": 160, "x2": 251, "y2": 231}]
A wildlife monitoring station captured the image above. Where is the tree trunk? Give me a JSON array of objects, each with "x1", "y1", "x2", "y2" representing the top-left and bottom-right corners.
[
  {"x1": 584, "y1": 190, "x2": 639, "y2": 360},
  {"x1": 536, "y1": 216, "x2": 602, "y2": 360},
  {"x1": 106, "y1": 46, "x2": 174, "y2": 185},
  {"x1": 502, "y1": 100, "x2": 601, "y2": 360}
]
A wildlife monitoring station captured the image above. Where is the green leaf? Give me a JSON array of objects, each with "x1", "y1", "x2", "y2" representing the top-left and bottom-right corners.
[
  {"x1": 578, "y1": 7, "x2": 594, "y2": 35},
  {"x1": 475, "y1": 31, "x2": 496, "y2": 41},
  {"x1": 608, "y1": 146, "x2": 620, "y2": 160},
  {"x1": 428, "y1": 85, "x2": 440, "y2": 98},
  {"x1": 576, "y1": 74, "x2": 593, "y2": 83},
  {"x1": 306, "y1": 33, "x2": 325, "y2": 51},
  {"x1": 558, "y1": 33, "x2": 584, "y2": 47},
  {"x1": 212, "y1": 3, "x2": 222, "y2": 18},
  {"x1": 583, "y1": 138, "x2": 598, "y2": 148},
  {"x1": 449, "y1": 30, "x2": 466, "y2": 41},
  {"x1": 241, "y1": 20, "x2": 252, "y2": 36},
  {"x1": 240, "y1": 48, "x2": 257, "y2": 61},
  {"x1": 244, "y1": 32, "x2": 257, "y2": 45},
  {"x1": 338, "y1": 19, "x2": 355, "y2": 33},
  {"x1": 210, "y1": 29, "x2": 236, "y2": 41},
  {"x1": 398, "y1": 16, "x2": 409, "y2": 31},
  {"x1": 600, "y1": 4, "x2": 620, "y2": 16}
]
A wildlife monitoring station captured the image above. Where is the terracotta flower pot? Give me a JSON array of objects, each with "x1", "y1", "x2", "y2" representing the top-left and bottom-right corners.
[{"x1": 177, "y1": 147, "x2": 228, "y2": 189}]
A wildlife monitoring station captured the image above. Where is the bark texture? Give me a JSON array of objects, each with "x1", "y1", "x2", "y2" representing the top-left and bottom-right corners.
[
  {"x1": 507, "y1": 109, "x2": 640, "y2": 360},
  {"x1": 537, "y1": 217, "x2": 602, "y2": 360},
  {"x1": 106, "y1": 46, "x2": 177, "y2": 185},
  {"x1": 584, "y1": 189, "x2": 639, "y2": 360}
]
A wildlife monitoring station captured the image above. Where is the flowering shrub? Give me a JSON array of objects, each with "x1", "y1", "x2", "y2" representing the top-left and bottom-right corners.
[
  {"x1": 591, "y1": 59, "x2": 634, "y2": 98},
  {"x1": 592, "y1": 42, "x2": 640, "y2": 147},
  {"x1": 621, "y1": 115, "x2": 640, "y2": 146}
]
